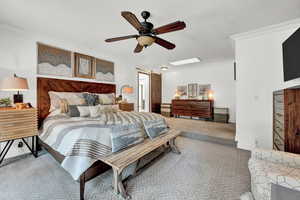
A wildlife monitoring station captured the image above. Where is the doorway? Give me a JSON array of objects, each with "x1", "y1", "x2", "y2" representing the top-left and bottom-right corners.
[{"x1": 138, "y1": 72, "x2": 150, "y2": 112}]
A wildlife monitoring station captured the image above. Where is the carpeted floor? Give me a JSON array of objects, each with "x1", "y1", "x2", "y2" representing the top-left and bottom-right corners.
[
  {"x1": 166, "y1": 118, "x2": 236, "y2": 141},
  {"x1": 0, "y1": 137, "x2": 250, "y2": 200}
]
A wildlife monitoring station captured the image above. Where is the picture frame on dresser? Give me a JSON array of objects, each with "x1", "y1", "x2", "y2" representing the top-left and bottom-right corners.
[{"x1": 188, "y1": 83, "x2": 198, "y2": 99}]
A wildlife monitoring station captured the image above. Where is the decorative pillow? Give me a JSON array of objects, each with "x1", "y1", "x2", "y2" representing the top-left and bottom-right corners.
[
  {"x1": 89, "y1": 105, "x2": 102, "y2": 118},
  {"x1": 67, "y1": 105, "x2": 90, "y2": 117},
  {"x1": 111, "y1": 124, "x2": 145, "y2": 152},
  {"x1": 143, "y1": 119, "x2": 169, "y2": 139},
  {"x1": 82, "y1": 93, "x2": 100, "y2": 106},
  {"x1": 89, "y1": 104, "x2": 119, "y2": 117},
  {"x1": 49, "y1": 91, "x2": 86, "y2": 112},
  {"x1": 60, "y1": 99, "x2": 69, "y2": 113},
  {"x1": 67, "y1": 105, "x2": 80, "y2": 117},
  {"x1": 77, "y1": 106, "x2": 90, "y2": 117},
  {"x1": 98, "y1": 93, "x2": 115, "y2": 105}
]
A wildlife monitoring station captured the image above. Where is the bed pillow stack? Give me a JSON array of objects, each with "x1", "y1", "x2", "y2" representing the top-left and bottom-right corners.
[{"x1": 49, "y1": 91, "x2": 118, "y2": 117}]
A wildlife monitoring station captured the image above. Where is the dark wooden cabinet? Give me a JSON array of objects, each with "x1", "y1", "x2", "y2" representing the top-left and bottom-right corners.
[
  {"x1": 172, "y1": 99, "x2": 214, "y2": 120},
  {"x1": 273, "y1": 88, "x2": 300, "y2": 154}
]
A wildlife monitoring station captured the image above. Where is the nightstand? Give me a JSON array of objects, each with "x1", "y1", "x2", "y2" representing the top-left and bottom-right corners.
[
  {"x1": 0, "y1": 108, "x2": 38, "y2": 165},
  {"x1": 119, "y1": 103, "x2": 134, "y2": 112}
]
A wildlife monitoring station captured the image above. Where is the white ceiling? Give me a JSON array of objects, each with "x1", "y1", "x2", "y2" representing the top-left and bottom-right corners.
[{"x1": 0, "y1": 0, "x2": 300, "y2": 68}]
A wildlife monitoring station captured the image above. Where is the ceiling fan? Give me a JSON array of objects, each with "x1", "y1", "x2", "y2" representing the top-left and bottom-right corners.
[{"x1": 105, "y1": 11, "x2": 186, "y2": 53}]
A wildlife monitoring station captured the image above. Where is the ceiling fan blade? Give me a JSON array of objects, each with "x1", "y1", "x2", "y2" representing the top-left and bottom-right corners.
[
  {"x1": 121, "y1": 11, "x2": 144, "y2": 32},
  {"x1": 153, "y1": 21, "x2": 186, "y2": 35},
  {"x1": 154, "y1": 37, "x2": 176, "y2": 49},
  {"x1": 134, "y1": 44, "x2": 143, "y2": 53},
  {"x1": 105, "y1": 35, "x2": 138, "y2": 42}
]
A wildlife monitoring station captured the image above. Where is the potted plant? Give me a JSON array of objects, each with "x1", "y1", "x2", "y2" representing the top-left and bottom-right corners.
[{"x1": 0, "y1": 97, "x2": 12, "y2": 107}]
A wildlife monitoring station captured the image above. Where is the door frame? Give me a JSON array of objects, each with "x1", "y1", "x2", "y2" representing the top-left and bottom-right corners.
[{"x1": 137, "y1": 71, "x2": 151, "y2": 112}]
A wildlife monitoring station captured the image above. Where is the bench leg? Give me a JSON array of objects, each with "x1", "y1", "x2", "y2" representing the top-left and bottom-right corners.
[
  {"x1": 170, "y1": 138, "x2": 181, "y2": 154},
  {"x1": 112, "y1": 167, "x2": 131, "y2": 200},
  {"x1": 80, "y1": 173, "x2": 85, "y2": 200}
]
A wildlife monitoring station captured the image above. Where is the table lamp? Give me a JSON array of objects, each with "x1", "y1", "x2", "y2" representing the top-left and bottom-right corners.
[
  {"x1": 117, "y1": 85, "x2": 133, "y2": 103},
  {"x1": 0, "y1": 74, "x2": 29, "y2": 103}
]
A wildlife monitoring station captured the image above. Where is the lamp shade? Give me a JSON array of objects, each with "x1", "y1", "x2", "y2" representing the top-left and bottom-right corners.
[
  {"x1": 0, "y1": 75, "x2": 29, "y2": 91},
  {"x1": 123, "y1": 86, "x2": 133, "y2": 94}
]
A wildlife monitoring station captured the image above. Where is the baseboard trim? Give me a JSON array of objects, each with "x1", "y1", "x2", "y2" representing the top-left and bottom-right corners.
[
  {"x1": 181, "y1": 131, "x2": 237, "y2": 147},
  {"x1": 1, "y1": 153, "x2": 32, "y2": 167}
]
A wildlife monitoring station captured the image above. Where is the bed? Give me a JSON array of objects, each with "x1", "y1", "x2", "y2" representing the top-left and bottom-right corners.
[{"x1": 37, "y1": 77, "x2": 177, "y2": 200}]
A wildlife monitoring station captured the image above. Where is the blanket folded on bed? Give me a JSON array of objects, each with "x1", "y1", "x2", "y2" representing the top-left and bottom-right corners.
[{"x1": 39, "y1": 111, "x2": 168, "y2": 180}]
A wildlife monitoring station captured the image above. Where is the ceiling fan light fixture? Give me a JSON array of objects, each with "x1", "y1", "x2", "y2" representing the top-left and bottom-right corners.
[
  {"x1": 160, "y1": 65, "x2": 169, "y2": 71},
  {"x1": 137, "y1": 36, "x2": 155, "y2": 47}
]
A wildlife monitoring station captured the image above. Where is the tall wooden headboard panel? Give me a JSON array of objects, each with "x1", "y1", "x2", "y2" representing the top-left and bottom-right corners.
[{"x1": 37, "y1": 77, "x2": 116, "y2": 124}]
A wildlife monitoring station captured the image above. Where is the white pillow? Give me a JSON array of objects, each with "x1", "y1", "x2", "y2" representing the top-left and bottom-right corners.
[
  {"x1": 89, "y1": 104, "x2": 119, "y2": 117},
  {"x1": 89, "y1": 105, "x2": 102, "y2": 117},
  {"x1": 77, "y1": 106, "x2": 90, "y2": 117}
]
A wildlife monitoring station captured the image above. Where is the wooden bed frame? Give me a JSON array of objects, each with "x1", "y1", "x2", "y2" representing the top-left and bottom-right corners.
[
  {"x1": 37, "y1": 77, "x2": 116, "y2": 200},
  {"x1": 37, "y1": 77, "x2": 182, "y2": 200}
]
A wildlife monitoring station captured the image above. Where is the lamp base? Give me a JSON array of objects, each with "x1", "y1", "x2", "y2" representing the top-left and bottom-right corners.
[{"x1": 14, "y1": 94, "x2": 23, "y2": 104}]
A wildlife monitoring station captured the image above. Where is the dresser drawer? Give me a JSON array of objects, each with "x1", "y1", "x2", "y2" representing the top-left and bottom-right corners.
[{"x1": 190, "y1": 101, "x2": 210, "y2": 108}]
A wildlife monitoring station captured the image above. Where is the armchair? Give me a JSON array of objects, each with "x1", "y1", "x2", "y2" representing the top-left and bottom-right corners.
[{"x1": 246, "y1": 148, "x2": 300, "y2": 200}]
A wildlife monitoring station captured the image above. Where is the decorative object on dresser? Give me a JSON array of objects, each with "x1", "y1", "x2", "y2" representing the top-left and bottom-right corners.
[
  {"x1": 37, "y1": 43, "x2": 72, "y2": 77},
  {"x1": 172, "y1": 99, "x2": 214, "y2": 120},
  {"x1": 214, "y1": 107, "x2": 229, "y2": 123},
  {"x1": 119, "y1": 103, "x2": 134, "y2": 112},
  {"x1": 0, "y1": 108, "x2": 38, "y2": 165},
  {"x1": 188, "y1": 83, "x2": 198, "y2": 99},
  {"x1": 0, "y1": 74, "x2": 29, "y2": 103},
  {"x1": 176, "y1": 85, "x2": 187, "y2": 98},
  {"x1": 198, "y1": 84, "x2": 211, "y2": 100},
  {"x1": 161, "y1": 103, "x2": 172, "y2": 117},
  {"x1": 0, "y1": 97, "x2": 12, "y2": 107},
  {"x1": 273, "y1": 88, "x2": 300, "y2": 154},
  {"x1": 74, "y1": 53, "x2": 94, "y2": 79}
]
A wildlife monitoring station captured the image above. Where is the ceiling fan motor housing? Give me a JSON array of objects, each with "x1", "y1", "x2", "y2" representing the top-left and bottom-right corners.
[{"x1": 140, "y1": 22, "x2": 154, "y2": 34}]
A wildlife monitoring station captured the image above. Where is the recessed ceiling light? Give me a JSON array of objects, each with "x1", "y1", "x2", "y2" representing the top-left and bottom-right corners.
[
  {"x1": 170, "y1": 58, "x2": 201, "y2": 66},
  {"x1": 160, "y1": 65, "x2": 169, "y2": 71}
]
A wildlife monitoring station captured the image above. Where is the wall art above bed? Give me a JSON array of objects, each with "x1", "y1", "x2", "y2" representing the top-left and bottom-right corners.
[
  {"x1": 37, "y1": 43, "x2": 72, "y2": 77},
  {"x1": 37, "y1": 43, "x2": 115, "y2": 82},
  {"x1": 95, "y1": 58, "x2": 114, "y2": 82}
]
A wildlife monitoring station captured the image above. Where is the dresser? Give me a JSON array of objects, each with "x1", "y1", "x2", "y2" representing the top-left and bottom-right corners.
[
  {"x1": 0, "y1": 108, "x2": 38, "y2": 165},
  {"x1": 172, "y1": 99, "x2": 214, "y2": 120},
  {"x1": 119, "y1": 103, "x2": 134, "y2": 112},
  {"x1": 273, "y1": 88, "x2": 300, "y2": 154}
]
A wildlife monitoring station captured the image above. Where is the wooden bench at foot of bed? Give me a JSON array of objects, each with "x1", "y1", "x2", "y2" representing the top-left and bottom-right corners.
[{"x1": 97, "y1": 129, "x2": 182, "y2": 200}]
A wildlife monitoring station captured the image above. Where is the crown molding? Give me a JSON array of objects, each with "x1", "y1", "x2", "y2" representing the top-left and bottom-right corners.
[{"x1": 231, "y1": 18, "x2": 300, "y2": 41}]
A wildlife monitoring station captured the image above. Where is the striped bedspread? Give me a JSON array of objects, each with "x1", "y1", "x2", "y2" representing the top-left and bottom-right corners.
[{"x1": 39, "y1": 111, "x2": 166, "y2": 180}]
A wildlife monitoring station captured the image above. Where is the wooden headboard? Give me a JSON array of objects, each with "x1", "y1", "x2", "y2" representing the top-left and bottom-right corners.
[{"x1": 37, "y1": 77, "x2": 116, "y2": 124}]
